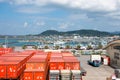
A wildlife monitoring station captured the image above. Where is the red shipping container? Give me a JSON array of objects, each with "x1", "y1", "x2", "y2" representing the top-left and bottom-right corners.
[
  {"x1": 35, "y1": 52, "x2": 46, "y2": 55},
  {"x1": 34, "y1": 71, "x2": 45, "y2": 80},
  {"x1": 33, "y1": 50, "x2": 44, "y2": 54},
  {"x1": 26, "y1": 63, "x2": 34, "y2": 70},
  {"x1": 47, "y1": 52, "x2": 52, "y2": 60},
  {"x1": 0, "y1": 62, "x2": 20, "y2": 79},
  {"x1": 51, "y1": 53, "x2": 62, "y2": 57},
  {"x1": 0, "y1": 56, "x2": 27, "y2": 79},
  {"x1": 58, "y1": 62, "x2": 64, "y2": 70},
  {"x1": 26, "y1": 59, "x2": 47, "y2": 70},
  {"x1": 0, "y1": 48, "x2": 5, "y2": 55},
  {"x1": 22, "y1": 51, "x2": 35, "y2": 56},
  {"x1": 0, "y1": 48, "x2": 13, "y2": 55},
  {"x1": 0, "y1": 62, "x2": 6, "y2": 78},
  {"x1": 64, "y1": 62, "x2": 72, "y2": 70},
  {"x1": 23, "y1": 70, "x2": 33, "y2": 80},
  {"x1": 64, "y1": 59, "x2": 80, "y2": 70},
  {"x1": 23, "y1": 70, "x2": 46, "y2": 80},
  {"x1": 50, "y1": 59, "x2": 64, "y2": 70},
  {"x1": 20, "y1": 73, "x2": 24, "y2": 80},
  {"x1": 72, "y1": 60, "x2": 80, "y2": 70},
  {"x1": 31, "y1": 55, "x2": 48, "y2": 60},
  {"x1": 62, "y1": 53, "x2": 74, "y2": 57},
  {"x1": 50, "y1": 62, "x2": 57, "y2": 70},
  {"x1": 63, "y1": 56, "x2": 77, "y2": 59},
  {"x1": 4, "y1": 48, "x2": 13, "y2": 53},
  {"x1": 7, "y1": 63, "x2": 18, "y2": 78},
  {"x1": 50, "y1": 57, "x2": 63, "y2": 60},
  {"x1": 35, "y1": 63, "x2": 46, "y2": 70}
]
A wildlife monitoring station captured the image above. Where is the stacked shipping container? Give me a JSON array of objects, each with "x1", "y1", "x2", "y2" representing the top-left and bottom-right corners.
[
  {"x1": 0, "y1": 48, "x2": 13, "y2": 55},
  {"x1": 49, "y1": 51, "x2": 82, "y2": 80},
  {"x1": 22, "y1": 51, "x2": 49, "y2": 80},
  {"x1": 0, "y1": 50, "x2": 82, "y2": 80},
  {"x1": 0, "y1": 50, "x2": 35, "y2": 79}
]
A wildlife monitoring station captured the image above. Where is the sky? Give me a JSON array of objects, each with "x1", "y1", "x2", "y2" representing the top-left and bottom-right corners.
[{"x1": 0, "y1": 0, "x2": 120, "y2": 35}]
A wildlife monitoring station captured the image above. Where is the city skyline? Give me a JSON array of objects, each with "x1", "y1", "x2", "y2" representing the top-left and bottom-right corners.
[{"x1": 0, "y1": 0, "x2": 120, "y2": 35}]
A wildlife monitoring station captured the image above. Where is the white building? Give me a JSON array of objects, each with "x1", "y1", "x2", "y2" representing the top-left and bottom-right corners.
[{"x1": 105, "y1": 40, "x2": 120, "y2": 69}]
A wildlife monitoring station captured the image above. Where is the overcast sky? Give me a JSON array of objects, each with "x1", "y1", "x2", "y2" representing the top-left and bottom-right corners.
[{"x1": 0, "y1": 0, "x2": 120, "y2": 35}]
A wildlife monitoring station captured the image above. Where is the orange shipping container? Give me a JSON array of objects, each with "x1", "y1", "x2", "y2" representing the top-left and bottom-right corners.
[
  {"x1": 23, "y1": 70, "x2": 46, "y2": 80},
  {"x1": 34, "y1": 71, "x2": 45, "y2": 80},
  {"x1": 23, "y1": 71, "x2": 33, "y2": 80},
  {"x1": 26, "y1": 63, "x2": 34, "y2": 70},
  {"x1": 20, "y1": 73, "x2": 23, "y2": 80},
  {"x1": 50, "y1": 62, "x2": 57, "y2": 70},
  {"x1": 62, "y1": 53, "x2": 74, "y2": 57},
  {"x1": 64, "y1": 62, "x2": 72, "y2": 70},
  {"x1": 0, "y1": 61, "x2": 24, "y2": 79},
  {"x1": 63, "y1": 56, "x2": 77, "y2": 60},
  {"x1": 72, "y1": 60, "x2": 80, "y2": 70},
  {"x1": 50, "y1": 57, "x2": 63, "y2": 60},
  {"x1": 50, "y1": 59, "x2": 64, "y2": 70},
  {"x1": 64, "y1": 59, "x2": 80, "y2": 70},
  {"x1": 51, "y1": 53, "x2": 62, "y2": 56},
  {"x1": 58, "y1": 62, "x2": 64, "y2": 70},
  {"x1": 0, "y1": 62, "x2": 6, "y2": 78},
  {"x1": 0, "y1": 56, "x2": 27, "y2": 79},
  {"x1": 26, "y1": 59, "x2": 47, "y2": 70},
  {"x1": 35, "y1": 63, "x2": 45, "y2": 70},
  {"x1": 0, "y1": 48, "x2": 13, "y2": 55},
  {"x1": 7, "y1": 62, "x2": 18, "y2": 79}
]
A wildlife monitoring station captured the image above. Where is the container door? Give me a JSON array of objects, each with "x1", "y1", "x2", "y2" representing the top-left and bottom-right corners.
[
  {"x1": 34, "y1": 72, "x2": 44, "y2": 80},
  {"x1": 23, "y1": 72, "x2": 33, "y2": 80},
  {"x1": 0, "y1": 66, "x2": 6, "y2": 78},
  {"x1": 50, "y1": 63, "x2": 57, "y2": 70},
  {"x1": 7, "y1": 65, "x2": 17, "y2": 78}
]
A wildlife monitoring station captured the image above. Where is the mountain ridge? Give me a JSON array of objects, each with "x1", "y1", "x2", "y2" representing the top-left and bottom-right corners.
[{"x1": 38, "y1": 29, "x2": 114, "y2": 36}]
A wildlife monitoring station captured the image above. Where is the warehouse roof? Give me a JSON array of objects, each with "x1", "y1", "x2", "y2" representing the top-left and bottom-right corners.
[{"x1": 105, "y1": 39, "x2": 120, "y2": 49}]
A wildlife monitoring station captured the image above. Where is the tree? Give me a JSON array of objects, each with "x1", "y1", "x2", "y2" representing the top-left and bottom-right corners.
[
  {"x1": 97, "y1": 43, "x2": 103, "y2": 49},
  {"x1": 71, "y1": 50, "x2": 76, "y2": 54},
  {"x1": 22, "y1": 45, "x2": 27, "y2": 49},
  {"x1": 87, "y1": 45, "x2": 93, "y2": 50},
  {"x1": 65, "y1": 45, "x2": 71, "y2": 49},
  {"x1": 76, "y1": 45, "x2": 81, "y2": 50},
  {"x1": 32, "y1": 46, "x2": 38, "y2": 49},
  {"x1": 0, "y1": 45, "x2": 3, "y2": 48},
  {"x1": 55, "y1": 45, "x2": 60, "y2": 50},
  {"x1": 44, "y1": 45, "x2": 49, "y2": 49}
]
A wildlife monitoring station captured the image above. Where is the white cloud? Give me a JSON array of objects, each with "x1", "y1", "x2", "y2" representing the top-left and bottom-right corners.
[
  {"x1": 73, "y1": 0, "x2": 117, "y2": 12},
  {"x1": 17, "y1": 6, "x2": 55, "y2": 14},
  {"x1": 68, "y1": 13, "x2": 93, "y2": 21},
  {"x1": 51, "y1": 0, "x2": 117, "y2": 11},
  {"x1": 59, "y1": 23, "x2": 74, "y2": 29},
  {"x1": 50, "y1": 0, "x2": 69, "y2": 5},
  {"x1": 1, "y1": 0, "x2": 120, "y2": 13},
  {"x1": 4, "y1": 0, "x2": 120, "y2": 12},
  {"x1": 36, "y1": 21, "x2": 45, "y2": 26},
  {"x1": 59, "y1": 23, "x2": 69, "y2": 29},
  {"x1": 24, "y1": 22, "x2": 28, "y2": 27},
  {"x1": 17, "y1": 7, "x2": 40, "y2": 14},
  {"x1": 104, "y1": 11, "x2": 120, "y2": 19},
  {"x1": 11, "y1": 0, "x2": 49, "y2": 6}
]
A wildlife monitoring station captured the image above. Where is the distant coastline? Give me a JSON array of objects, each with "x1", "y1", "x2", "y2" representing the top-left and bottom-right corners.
[{"x1": 0, "y1": 29, "x2": 120, "y2": 37}]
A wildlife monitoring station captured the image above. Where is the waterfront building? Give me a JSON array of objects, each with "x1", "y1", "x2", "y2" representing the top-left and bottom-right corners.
[{"x1": 105, "y1": 40, "x2": 120, "y2": 69}]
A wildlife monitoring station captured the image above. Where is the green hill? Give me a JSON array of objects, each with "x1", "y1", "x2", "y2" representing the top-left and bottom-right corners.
[{"x1": 38, "y1": 29, "x2": 113, "y2": 36}]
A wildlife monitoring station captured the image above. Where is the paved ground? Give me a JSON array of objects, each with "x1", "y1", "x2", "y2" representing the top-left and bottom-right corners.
[{"x1": 77, "y1": 55, "x2": 114, "y2": 80}]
